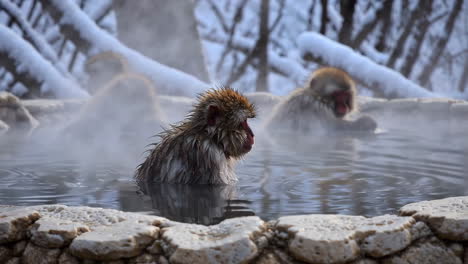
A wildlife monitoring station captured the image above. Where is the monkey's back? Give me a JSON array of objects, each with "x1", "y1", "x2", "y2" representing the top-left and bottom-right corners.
[{"x1": 135, "y1": 128, "x2": 237, "y2": 187}]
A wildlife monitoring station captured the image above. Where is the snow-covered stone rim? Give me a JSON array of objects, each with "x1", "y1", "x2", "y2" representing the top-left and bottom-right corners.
[{"x1": 1, "y1": 196, "x2": 467, "y2": 263}]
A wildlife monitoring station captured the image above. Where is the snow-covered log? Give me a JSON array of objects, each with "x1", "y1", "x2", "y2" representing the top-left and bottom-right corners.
[
  {"x1": 41, "y1": 0, "x2": 209, "y2": 97},
  {"x1": 0, "y1": 0, "x2": 58, "y2": 64},
  {"x1": 298, "y1": 32, "x2": 437, "y2": 98},
  {"x1": 0, "y1": 25, "x2": 88, "y2": 98}
]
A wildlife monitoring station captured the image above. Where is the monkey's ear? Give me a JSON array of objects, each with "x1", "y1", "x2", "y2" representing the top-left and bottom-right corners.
[{"x1": 207, "y1": 105, "x2": 221, "y2": 126}]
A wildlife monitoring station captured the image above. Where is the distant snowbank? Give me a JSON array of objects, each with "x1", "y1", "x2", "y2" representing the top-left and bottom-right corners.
[
  {"x1": 297, "y1": 32, "x2": 437, "y2": 98},
  {"x1": 49, "y1": 0, "x2": 209, "y2": 97},
  {"x1": 0, "y1": 25, "x2": 88, "y2": 98}
]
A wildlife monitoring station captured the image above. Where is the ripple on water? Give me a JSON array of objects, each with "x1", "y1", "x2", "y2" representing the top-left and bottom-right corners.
[{"x1": 0, "y1": 129, "x2": 467, "y2": 224}]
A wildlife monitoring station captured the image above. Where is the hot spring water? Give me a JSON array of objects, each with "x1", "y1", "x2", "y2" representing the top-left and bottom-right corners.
[{"x1": 0, "y1": 127, "x2": 466, "y2": 225}]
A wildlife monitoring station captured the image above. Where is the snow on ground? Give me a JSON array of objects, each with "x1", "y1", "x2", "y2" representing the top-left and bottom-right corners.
[
  {"x1": 50, "y1": 0, "x2": 209, "y2": 97},
  {"x1": 0, "y1": 25, "x2": 88, "y2": 98},
  {"x1": 298, "y1": 32, "x2": 438, "y2": 98}
]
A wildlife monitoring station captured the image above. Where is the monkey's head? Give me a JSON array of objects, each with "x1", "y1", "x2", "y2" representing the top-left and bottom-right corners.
[
  {"x1": 307, "y1": 67, "x2": 356, "y2": 119},
  {"x1": 192, "y1": 87, "x2": 256, "y2": 158}
]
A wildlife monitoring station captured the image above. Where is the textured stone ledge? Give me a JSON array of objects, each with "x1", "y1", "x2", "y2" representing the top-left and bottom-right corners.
[{"x1": 1, "y1": 196, "x2": 467, "y2": 264}]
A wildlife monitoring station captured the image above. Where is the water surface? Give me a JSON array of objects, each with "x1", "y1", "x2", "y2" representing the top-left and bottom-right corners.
[{"x1": 0, "y1": 128, "x2": 466, "y2": 225}]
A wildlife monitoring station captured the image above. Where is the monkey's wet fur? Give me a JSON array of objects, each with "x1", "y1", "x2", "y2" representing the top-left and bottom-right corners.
[{"x1": 136, "y1": 87, "x2": 256, "y2": 186}]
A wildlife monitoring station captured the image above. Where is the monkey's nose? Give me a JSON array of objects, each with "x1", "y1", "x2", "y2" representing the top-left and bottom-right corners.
[{"x1": 247, "y1": 133, "x2": 254, "y2": 146}]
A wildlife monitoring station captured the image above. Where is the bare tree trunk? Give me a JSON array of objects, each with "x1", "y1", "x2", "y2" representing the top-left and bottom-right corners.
[
  {"x1": 306, "y1": 0, "x2": 316, "y2": 30},
  {"x1": 417, "y1": 0, "x2": 463, "y2": 88},
  {"x1": 255, "y1": 0, "x2": 270, "y2": 92},
  {"x1": 457, "y1": 59, "x2": 468, "y2": 92},
  {"x1": 399, "y1": 0, "x2": 433, "y2": 78},
  {"x1": 386, "y1": 0, "x2": 425, "y2": 69},
  {"x1": 352, "y1": 3, "x2": 386, "y2": 49},
  {"x1": 319, "y1": 0, "x2": 328, "y2": 34},
  {"x1": 337, "y1": 0, "x2": 356, "y2": 46},
  {"x1": 375, "y1": 0, "x2": 393, "y2": 52}
]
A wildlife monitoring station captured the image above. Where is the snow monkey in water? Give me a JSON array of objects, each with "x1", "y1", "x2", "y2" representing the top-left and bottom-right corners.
[
  {"x1": 135, "y1": 87, "x2": 256, "y2": 186},
  {"x1": 265, "y1": 67, "x2": 377, "y2": 136}
]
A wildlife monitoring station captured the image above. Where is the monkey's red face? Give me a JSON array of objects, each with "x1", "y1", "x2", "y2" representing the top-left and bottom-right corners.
[
  {"x1": 331, "y1": 90, "x2": 352, "y2": 118},
  {"x1": 203, "y1": 89, "x2": 256, "y2": 159},
  {"x1": 241, "y1": 120, "x2": 254, "y2": 152}
]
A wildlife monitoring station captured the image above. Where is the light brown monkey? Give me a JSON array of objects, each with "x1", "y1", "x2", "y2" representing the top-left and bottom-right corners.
[
  {"x1": 265, "y1": 67, "x2": 377, "y2": 136},
  {"x1": 64, "y1": 73, "x2": 163, "y2": 154},
  {"x1": 135, "y1": 87, "x2": 256, "y2": 186},
  {"x1": 84, "y1": 51, "x2": 130, "y2": 94}
]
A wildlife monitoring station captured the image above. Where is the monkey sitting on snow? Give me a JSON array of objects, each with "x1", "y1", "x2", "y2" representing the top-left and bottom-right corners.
[
  {"x1": 135, "y1": 87, "x2": 256, "y2": 186},
  {"x1": 264, "y1": 67, "x2": 377, "y2": 137}
]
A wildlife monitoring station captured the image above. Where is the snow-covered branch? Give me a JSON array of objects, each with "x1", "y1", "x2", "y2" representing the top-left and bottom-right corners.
[
  {"x1": 41, "y1": 0, "x2": 209, "y2": 97},
  {"x1": 0, "y1": 0, "x2": 58, "y2": 64},
  {"x1": 0, "y1": 25, "x2": 88, "y2": 98},
  {"x1": 298, "y1": 32, "x2": 437, "y2": 98}
]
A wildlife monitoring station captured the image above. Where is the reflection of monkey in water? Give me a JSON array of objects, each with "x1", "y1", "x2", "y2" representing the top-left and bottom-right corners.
[
  {"x1": 65, "y1": 73, "x2": 163, "y2": 153},
  {"x1": 135, "y1": 87, "x2": 256, "y2": 186},
  {"x1": 146, "y1": 183, "x2": 254, "y2": 225},
  {"x1": 265, "y1": 67, "x2": 377, "y2": 136}
]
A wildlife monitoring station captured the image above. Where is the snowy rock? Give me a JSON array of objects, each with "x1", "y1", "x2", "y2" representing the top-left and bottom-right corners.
[
  {"x1": 30, "y1": 217, "x2": 90, "y2": 248},
  {"x1": 162, "y1": 216, "x2": 264, "y2": 264},
  {"x1": 28, "y1": 204, "x2": 168, "y2": 228},
  {"x1": 399, "y1": 196, "x2": 468, "y2": 241},
  {"x1": 275, "y1": 214, "x2": 415, "y2": 263},
  {"x1": 12, "y1": 240, "x2": 27, "y2": 256},
  {"x1": 447, "y1": 242, "x2": 464, "y2": 259},
  {"x1": 408, "y1": 221, "x2": 433, "y2": 241},
  {"x1": 58, "y1": 250, "x2": 80, "y2": 264},
  {"x1": 146, "y1": 240, "x2": 162, "y2": 254},
  {"x1": 381, "y1": 237, "x2": 462, "y2": 264},
  {"x1": 0, "y1": 246, "x2": 12, "y2": 261},
  {"x1": 255, "y1": 252, "x2": 281, "y2": 264},
  {"x1": 69, "y1": 220, "x2": 159, "y2": 260},
  {"x1": 21, "y1": 242, "x2": 61, "y2": 264},
  {"x1": 0, "y1": 208, "x2": 40, "y2": 244},
  {"x1": 127, "y1": 253, "x2": 157, "y2": 264},
  {"x1": 5, "y1": 257, "x2": 20, "y2": 264},
  {"x1": 351, "y1": 259, "x2": 379, "y2": 264}
]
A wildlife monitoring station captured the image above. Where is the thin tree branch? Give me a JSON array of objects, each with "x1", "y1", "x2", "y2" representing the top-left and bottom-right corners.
[
  {"x1": 215, "y1": 0, "x2": 248, "y2": 74},
  {"x1": 205, "y1": 0, "x2": 229, "y2": 32}
]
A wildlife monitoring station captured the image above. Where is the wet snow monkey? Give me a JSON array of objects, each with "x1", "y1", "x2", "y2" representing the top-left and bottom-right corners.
[
  {"x1": 135, "y1": 87, "x2": 256, "y2": 187},
  {"x1": 265, "y1": 67, "x2": 377, "y2": 135}
]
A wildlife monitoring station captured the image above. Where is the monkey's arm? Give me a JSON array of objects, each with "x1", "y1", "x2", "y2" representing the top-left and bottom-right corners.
[{"x1": 333, "y1": 115, "x2": 377, "y2": 132}]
